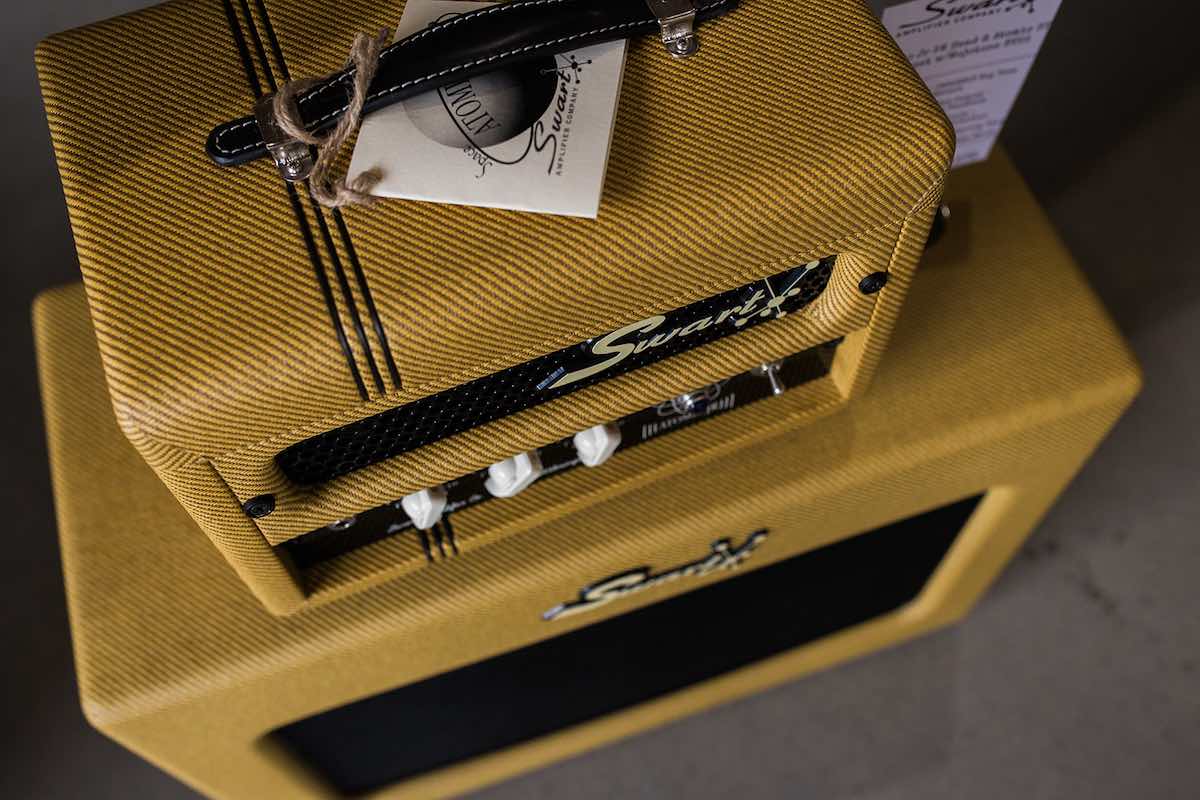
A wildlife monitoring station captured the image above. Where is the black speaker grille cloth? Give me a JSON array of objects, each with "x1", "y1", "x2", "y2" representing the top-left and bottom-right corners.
[{"x1": 273, "y1": 495, "x2": 982, "y2": 795}]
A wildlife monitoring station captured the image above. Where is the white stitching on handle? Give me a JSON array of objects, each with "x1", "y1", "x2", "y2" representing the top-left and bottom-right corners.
[
  {"x1": 308, "y1": 20, "x2": 644, "y2": 130},
  {"x1": 213, "y1": 0, "x2": 571, "y2": 157},
  {"x1": 212, "y1": 118, "x2": 259, "y2": 155},
  {"x1": 292, "y1": 0, "x2": 572, "y2": 109},
  {"x1": 213, "y1": 0, "x2": 731, "y2": 157}
]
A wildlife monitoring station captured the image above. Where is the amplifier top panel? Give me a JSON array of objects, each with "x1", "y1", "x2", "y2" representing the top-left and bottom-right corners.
[{"x1": 38, "y1": 0, "x2": 950, "y2": 454}]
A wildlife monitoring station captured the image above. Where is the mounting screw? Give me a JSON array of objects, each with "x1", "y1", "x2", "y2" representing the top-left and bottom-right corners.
[
  {"x1": 667, "y1": 36, "x2": 700, "y2": 58},
  {"x1": 859, "y1": 272, "x2": 890, "y2": 294},
  {"x1": 243, "y1": 494, "x2": 276, "y2": 519}
]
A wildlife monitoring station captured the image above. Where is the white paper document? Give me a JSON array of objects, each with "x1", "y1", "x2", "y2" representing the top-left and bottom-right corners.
[
  {"x1": 881, "y1": 0, "x2": 1062, "y2": 168},
  {"x1": 348, "y1": 0, "x2": 628, "y2": 218}
]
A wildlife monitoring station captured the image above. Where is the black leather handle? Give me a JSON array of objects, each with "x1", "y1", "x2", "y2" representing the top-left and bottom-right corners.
[{"x1": 207, "y1": 0, "x2": 737, "y2": 168}]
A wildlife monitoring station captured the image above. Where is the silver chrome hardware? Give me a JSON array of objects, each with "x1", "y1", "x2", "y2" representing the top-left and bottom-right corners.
[
  {"x1": 670, "y1": 382, "x2": 721, "y2": 415},
  {"x1": 255, "y1": 96, "x2": 314, "y2": 181},
  {"x1": 645, "y1": 0, "x2": 700, "y2": 58},
  {"x1": 755, "y1": 361, "x2": 786, "y2": 396},
  {"x1": 671, "y1": 391, "x2": 700, "y2": 415},
  {"x1": 328, "y1": 515, "x2": 358, "y2": 531}
]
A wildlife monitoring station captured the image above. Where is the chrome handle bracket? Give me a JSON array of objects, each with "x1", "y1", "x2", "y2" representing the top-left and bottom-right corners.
[
  {"x1": 645, "y1": 0, "x2": 700, "y2": 57},
  {"x1": 255, "y1": 96, "x2": 314, "y2": 182}
]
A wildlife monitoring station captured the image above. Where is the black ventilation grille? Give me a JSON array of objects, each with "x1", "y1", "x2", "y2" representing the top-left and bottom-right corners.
[
  {"x1": 277, "y1": 259, "x2": 835, "y2": 486},
  {"x1": 272, "y1": 494, "x2": 981, "y2": 795}
]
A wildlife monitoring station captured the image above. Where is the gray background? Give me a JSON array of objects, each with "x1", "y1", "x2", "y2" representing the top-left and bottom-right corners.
[{"x1": 3, "y1": 2, "x2": 1198, "y2": 798}]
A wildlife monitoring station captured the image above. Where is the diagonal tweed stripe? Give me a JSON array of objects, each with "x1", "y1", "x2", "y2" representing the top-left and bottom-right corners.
[
  {"x1": 37, "y1": 0, "x2": 952, "y2": 612},
  {"x1": 34, "y1": 150, "x2": 1140, "y2": 798}
]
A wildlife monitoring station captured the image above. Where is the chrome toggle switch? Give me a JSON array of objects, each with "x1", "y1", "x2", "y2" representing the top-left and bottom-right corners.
[
  {"x1": 754, "y1": 361, "x2": 786, "y2": 396},
  {"x1": 485, "y1": 452, "x2": 544, "y2": 498},
  {"x1": 574, "y1": 423, "x2": 622, "y2": 468},
  {"x1": 400, "y1": 486, "x2": 448, "y2": 530}
]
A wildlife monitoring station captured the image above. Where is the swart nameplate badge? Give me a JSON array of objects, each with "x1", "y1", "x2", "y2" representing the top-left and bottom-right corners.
[
  {"x1": 538, "y1": 258, "x2": 835, "y2": 393},
  {"x1": 543, "y1": 531, "x2": 769, "y2": 621},
  {"x1": 349, "y1": 0, "x2": 627, "y2": 217}
]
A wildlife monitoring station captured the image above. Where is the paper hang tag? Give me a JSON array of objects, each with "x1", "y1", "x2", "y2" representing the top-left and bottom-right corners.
[
  {"x1": 879, "y1": 0, "x2": 1063, "y2": 169},
  {"x1": 347, "y1": 0, "x2": 628, "y2": 218}
]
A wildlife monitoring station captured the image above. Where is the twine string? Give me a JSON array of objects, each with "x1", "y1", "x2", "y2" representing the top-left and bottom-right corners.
[{"x1": 273, "y1": 30, "x2": 390, "y2": 208}]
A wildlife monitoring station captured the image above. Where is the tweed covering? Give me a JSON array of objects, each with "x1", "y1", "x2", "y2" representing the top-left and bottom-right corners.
[
  {"x1": 36, "y1": 153, "x2": 1140, "y2": 799},
  {"x1": 37, "y1": 0, "x2": 953, "y2": 612}
]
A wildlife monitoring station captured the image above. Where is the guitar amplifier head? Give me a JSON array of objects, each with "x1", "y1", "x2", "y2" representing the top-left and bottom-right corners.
[
  {"x1": 36, "y1": 0, "x2": 953, "y2": 613},
  {"x1": 36, "y1": 152, "x2": 1139, "y2": 800}
]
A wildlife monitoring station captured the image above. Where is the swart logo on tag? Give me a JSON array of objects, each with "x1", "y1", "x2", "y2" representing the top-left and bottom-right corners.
[
  {"x1": 404, "y1": 35, "x2": 590, "y2": 179},
  {"x1": 543, "y1": 531, "x2": 769, "y2": 621},
  {"x1": 898, "y1": 0, "x2": 1036, "y2": 31},
  {"x1": 542, "y1": 260, "x2": 827, "y2": 391},
  {"x1": 349, "y1": 0, "x2": 627, "y2": 216}
]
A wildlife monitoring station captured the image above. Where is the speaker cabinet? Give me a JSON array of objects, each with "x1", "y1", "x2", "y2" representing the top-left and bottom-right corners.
[{"x1": 35, "y1": 152, "x2": 1139, "y2": 798}]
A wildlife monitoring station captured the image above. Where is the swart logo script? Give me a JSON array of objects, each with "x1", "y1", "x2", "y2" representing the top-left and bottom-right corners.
[
  {"x1": 542, "y1": 531, "x2": 769, "y2": 621},
  {"x1": 899, "y1": 0, "x2": 1036, "y2": 30},
  {"x1": 545, "y1": 262, "x2": 823, "y2": 391}
]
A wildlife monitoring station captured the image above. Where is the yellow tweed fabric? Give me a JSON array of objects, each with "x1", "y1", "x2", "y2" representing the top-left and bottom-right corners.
[
  {"x1": 36, "y1": 0, "x2": 952, "y2": 611},
  {"x1": 35, "y1": 152, "x2": 1139, "y2": 798}
]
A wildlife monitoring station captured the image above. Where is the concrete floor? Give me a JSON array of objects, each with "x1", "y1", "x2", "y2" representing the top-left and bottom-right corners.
[{"x1": 3, "y1": 2, "x2": 1198, "y2": 798}]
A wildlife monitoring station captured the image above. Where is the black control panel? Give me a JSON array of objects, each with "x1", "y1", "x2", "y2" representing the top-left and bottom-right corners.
[{"x1": 282, "y1": 340, "x2": 840, "y2": 569}]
